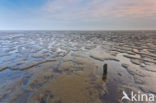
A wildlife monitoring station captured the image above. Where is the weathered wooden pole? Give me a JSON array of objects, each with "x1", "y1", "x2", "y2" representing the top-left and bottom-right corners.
[
  {"x1": 103, "y1": 64, "x2": 107, "y2": 76},
  {"x1": 102, "y1": 63, "x2": 107, "y2": 81}
]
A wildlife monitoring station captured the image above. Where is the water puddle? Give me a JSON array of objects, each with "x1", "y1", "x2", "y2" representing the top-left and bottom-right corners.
[{"x1": 0, "y1": 69, "x2": 25, "y2": 83}]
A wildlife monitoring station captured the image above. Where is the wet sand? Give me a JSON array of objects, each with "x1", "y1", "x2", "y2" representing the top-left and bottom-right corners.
[{"x1": 0, "y1": 31, "x2": 156, "y2": 103}]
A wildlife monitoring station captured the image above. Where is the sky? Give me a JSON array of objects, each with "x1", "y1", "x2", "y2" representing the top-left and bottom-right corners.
[{"x1": 0, "y1": 0, "x2": 156, "y2": 30}]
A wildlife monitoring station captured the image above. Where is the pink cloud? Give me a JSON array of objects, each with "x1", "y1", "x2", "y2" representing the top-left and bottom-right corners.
[
  {"x1": 89, "y1": 0, "x2": 156, "y2": 18},
  {"x1": 42, "y1": 0, "x2": 156, "y2": 20}
]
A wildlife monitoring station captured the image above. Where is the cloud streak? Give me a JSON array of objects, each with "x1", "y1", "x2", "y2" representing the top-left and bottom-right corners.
[{"x1": 42, "y1": 0, "x2": 156, "y2": 20}]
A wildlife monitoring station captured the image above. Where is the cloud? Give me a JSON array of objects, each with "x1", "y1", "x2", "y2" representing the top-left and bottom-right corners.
[
  {"x1": 91, "y1": 0, "x2": 156, "y2": 17},
  {"x1": 43, "y1": 0, "x2": 83, "y2": 12},
  {"x1": 42, "y1": 0, "x2": 156, "y2": 20}
]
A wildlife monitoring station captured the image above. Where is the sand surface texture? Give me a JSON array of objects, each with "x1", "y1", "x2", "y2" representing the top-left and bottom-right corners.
[{"x1": 0, "y1": 31, "x2": 156, "y2": 103}]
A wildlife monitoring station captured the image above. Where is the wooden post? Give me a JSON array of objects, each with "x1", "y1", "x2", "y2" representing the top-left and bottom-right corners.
[
  {"x1": 103, "y1": 64, "x2": 107, "y2": 76},
  {"x1": 102, "y1": 64, "x2": 107, "y2": 81}
]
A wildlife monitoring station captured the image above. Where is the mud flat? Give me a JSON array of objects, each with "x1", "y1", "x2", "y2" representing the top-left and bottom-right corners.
[{"x1": 0, "y1": 31, "x2": 156, "y2": 103}]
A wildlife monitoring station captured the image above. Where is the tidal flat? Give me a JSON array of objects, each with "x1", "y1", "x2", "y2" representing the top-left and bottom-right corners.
[{"x1": 0, "y1": 31, "x2": 156, "y2": 103}]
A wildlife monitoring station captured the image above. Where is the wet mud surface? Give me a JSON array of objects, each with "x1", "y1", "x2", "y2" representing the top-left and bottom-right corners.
[{"x1": 0, "y1": 31, "x2": 156, "y2": 103}]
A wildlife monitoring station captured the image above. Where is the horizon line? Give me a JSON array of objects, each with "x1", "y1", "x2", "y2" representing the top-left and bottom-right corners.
[{"x1": 0, "y1": 29, "x2": 156, "y2": 31}]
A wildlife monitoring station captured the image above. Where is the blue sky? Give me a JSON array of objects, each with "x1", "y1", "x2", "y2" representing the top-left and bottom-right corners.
[{"x1": 0, "y1": 0, "x2": 156, "y2": 30}]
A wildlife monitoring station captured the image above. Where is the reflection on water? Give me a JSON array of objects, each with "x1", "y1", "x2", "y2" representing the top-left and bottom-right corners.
[
  {"x1": 0, "y1": 31, "x2": 156, "y2": 103},
  {"x1": 102, "y1": 75, "x2": 107, "y2": 82}
]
